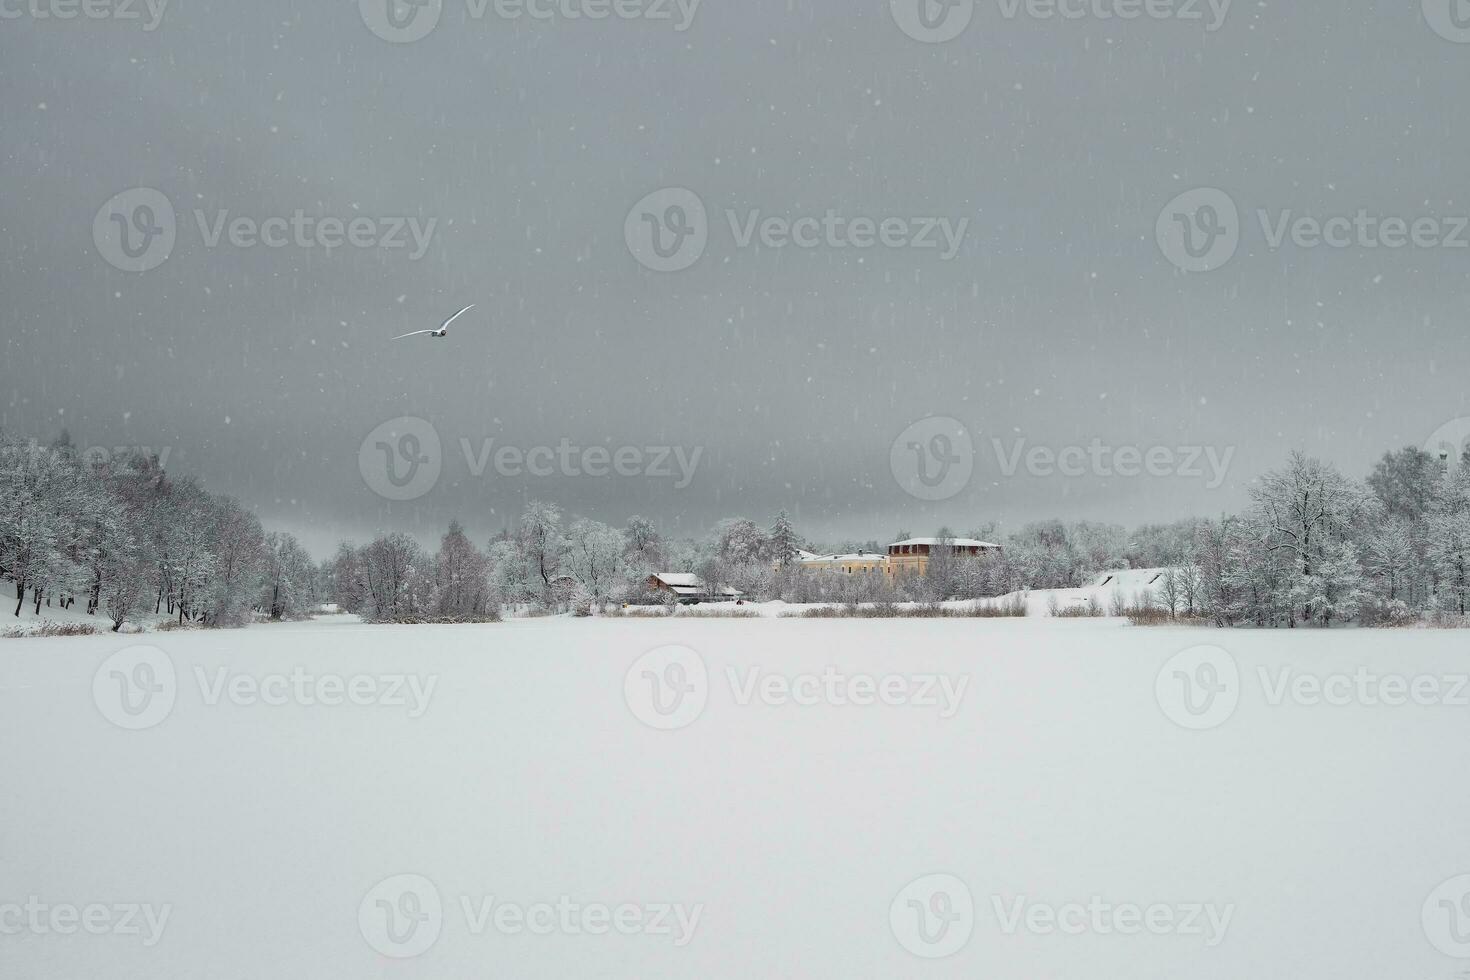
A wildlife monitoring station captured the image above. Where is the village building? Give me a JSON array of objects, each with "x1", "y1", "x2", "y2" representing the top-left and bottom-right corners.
[
  {"x1": 885, "y1": 537, "x2": 1002, "y2": 578},
  {"x1": 646, "y1": 573, "x2": 745, "y2": 604},
  {"x1": 794, "y1": 538, "x2": 1002, "y2": 579}
]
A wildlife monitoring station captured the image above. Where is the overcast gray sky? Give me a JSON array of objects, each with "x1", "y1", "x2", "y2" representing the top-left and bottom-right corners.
[{"x1": 3, "y1": 0, "x2": 1468, "y2": 556}]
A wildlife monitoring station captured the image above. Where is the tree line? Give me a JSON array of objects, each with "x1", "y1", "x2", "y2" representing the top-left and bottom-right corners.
[
  {"x1": 0, "y1": 431, "x2": 317, "y2": 630},
  {"x1": 7, "y1": 425, "x2": 1468, "y2": 628}
]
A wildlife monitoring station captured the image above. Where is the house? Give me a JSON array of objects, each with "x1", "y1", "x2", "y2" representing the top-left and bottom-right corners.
[
  {"x1": 793, "y1": 538, "x2": 1002, "y2": 579},
  {"x1": 885, "y1": 537, "x2": 1001, "y2": 579},
  {"x1": 797, "y1": 551, "x2": 890, "y2": 576},
  {"x1": 646, "y1": 573, "x2": 745, "y2": 604}
]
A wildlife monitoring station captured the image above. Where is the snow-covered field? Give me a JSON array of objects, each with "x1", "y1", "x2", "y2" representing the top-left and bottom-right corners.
[{"x1": 3, "y1": 616, "x2": 1469, "y2": 979}]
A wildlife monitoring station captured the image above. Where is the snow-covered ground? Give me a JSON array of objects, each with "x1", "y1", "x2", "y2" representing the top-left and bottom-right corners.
[
  {"x1": 0, "y1": 580, "x2": 175, "y2": 635},
  {"x1": 3, "y1": 616, "x2": 1468, "y2": 979}
]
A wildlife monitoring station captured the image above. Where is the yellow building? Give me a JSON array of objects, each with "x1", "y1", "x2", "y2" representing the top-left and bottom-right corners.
[
  {"x1": 796, "y1": 551, "x2": 890, "y2": 577},
  {"x1": 885, "y1": 538, "x2": 1001, "y2": 580}
]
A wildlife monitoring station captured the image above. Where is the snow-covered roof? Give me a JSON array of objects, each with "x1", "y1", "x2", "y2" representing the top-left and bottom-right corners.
[
  {"x1": 800, "y1": 552, "x2": 888, "y2": 563},
  {"x1": 652, "y1": 573, "x2": 702, "y2": 588},
  {"x1": 650, "y1": 573, "x2": 745, "y2": 597},
  {"x1": 889, "y1": 538, "x2": 1001, "y2": 549}
]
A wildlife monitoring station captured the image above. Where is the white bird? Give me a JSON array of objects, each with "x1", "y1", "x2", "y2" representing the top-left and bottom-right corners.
[{"x1": 392, "y1": 304, "x2": 476, "y2": 341}]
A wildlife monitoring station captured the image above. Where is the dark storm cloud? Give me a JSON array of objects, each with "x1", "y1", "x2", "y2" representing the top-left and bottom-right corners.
[{"x1": 2, "y1": 0, "x2": 1468, "y2": 555}]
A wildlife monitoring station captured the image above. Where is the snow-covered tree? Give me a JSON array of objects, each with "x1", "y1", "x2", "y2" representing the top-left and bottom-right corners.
[
  {"x1": 517, "y1": 501, "x2": 564, "y2": 604},
  {"x1": 261, "y1": 531, "x2": 315, "y2": 620},
  {"x1": 767, "y1": 511, "x2": 803, "y2": 568},
  {"x1": 563, "y1": 519, "x2": 627, "y2": 607}
]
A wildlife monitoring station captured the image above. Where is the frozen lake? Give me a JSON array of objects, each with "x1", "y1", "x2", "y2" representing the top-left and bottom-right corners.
[{"x1": 3, "y1": 616, "x2": 1469, "y2": 979}]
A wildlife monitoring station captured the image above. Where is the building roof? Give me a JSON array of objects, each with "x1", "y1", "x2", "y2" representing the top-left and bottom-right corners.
[
  {"x1": 889, "y1": 537, "x2": 1001, "y2": 549},
  {"x1": 651, "y1": 572, "x2": 702, "y2": 588},
  {"x1": 800, "y1": 552, "x2": 888, "y2": 563},
  {"x1": 649, "y1": 573, "x2": 745, "y2": 597}
]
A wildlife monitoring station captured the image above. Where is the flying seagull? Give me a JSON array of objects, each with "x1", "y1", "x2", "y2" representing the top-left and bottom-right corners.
[{"x1": 392, "y1": 304, "x2": 476, "y2": 341}]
